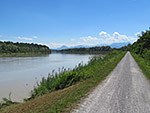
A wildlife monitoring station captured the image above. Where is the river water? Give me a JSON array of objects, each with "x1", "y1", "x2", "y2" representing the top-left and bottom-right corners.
[{"x1": 0, "y1": 53, "x2": 93, "y2": 102}]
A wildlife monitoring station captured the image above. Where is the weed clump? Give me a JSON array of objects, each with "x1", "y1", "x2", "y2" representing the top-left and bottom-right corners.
[{"x1": 0, "y1": 93, "x2": 19, "y2": 109}]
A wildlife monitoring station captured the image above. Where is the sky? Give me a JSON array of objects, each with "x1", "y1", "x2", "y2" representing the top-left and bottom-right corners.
[{"x1": 0, "y1": 0, "x2": 150, "y2": 48}]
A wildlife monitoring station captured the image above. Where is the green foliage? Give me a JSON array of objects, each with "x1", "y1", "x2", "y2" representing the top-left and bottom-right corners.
[
  {"x1": 33, "y1": 51, "x2": 125, "y2": 113},
  {"x1": 132, "y1": 53, "x2": 150, "y2": 79},
  {"x1": 131, "y1": 29, "x2": 150, "y2": 57},
  {"x1": 1, "y1": 51, "x2": 126, "y2": 113},
  {"x1": 57, "y1": 46, "x2": 112, "y2": 54},
  {"x1": 131, "y1": 28, "x2": 150, "y2": 79},
  {"x1": 29, "y1": 50, "x2": 125, "y2": 99},
  {"x1": 0, "y1": 41, "x2": 51, "y2": 55},
  {"x1": 0, "y1": 93, "x2": 19, "y2": 109},
  {"x1": 118, "y1": 44, "x2": 132, "y2": 51},
  {"x1": 142, "y1": 49, "x2": 150, "y2": 60}
]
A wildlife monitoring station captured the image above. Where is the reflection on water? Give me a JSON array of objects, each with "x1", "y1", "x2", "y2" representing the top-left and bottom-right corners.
[{"x1": 0, "y1": 53, "x2": 93, "y2": 102}]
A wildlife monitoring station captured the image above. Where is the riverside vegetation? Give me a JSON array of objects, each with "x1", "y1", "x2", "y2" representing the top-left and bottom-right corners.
[
  {"x1": 56, "y1": 46, "x2": 112, "y2": 54},
  {"x1": 0, "y1": 50, "x2": 126, "y2": 113},
  {"x1": 29, "y1": 51, "x2": 123, "y2": 99},
  {"x1": 0, "y1": 28, "x2": 149, "y2": 112},
  {"x1": 131, "y1": 29, "x2": 150, "y2": 79},
  {"x1": 120, "y1": 28, "x2": 150, "y2": 79},
  {"x1": 117, "y1": 28, "x2": 150, "y2": 79},
  {"x1": 0, "y1": 41, "x2": 51, "y2": 56}
]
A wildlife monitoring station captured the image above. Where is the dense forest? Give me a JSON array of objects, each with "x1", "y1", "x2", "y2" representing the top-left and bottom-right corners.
[
  {"x1": 0, "y1": 41, "x2": 51, "y2": 55},
  {"x1": 131, "y1": 29, "x2": 150, "y2": 60},
  {"x1": 56, "y1": 46, "x2": 112, "y2": 54}
]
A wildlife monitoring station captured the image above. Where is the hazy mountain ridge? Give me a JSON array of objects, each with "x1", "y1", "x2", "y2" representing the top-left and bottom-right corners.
[{"x1": 54, "y1": 42, "x2": 130, "y2": 50}]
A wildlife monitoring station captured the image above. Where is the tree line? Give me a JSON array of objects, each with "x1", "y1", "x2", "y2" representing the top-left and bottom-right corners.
[
  {"x1": 120, "y1": 28, "x2": 150, "y2": 60},
  {"x1": 56, "y1": 28, "x2": 150, "y2": 57},
  {"x1": 0, "y1": 41, "x2": 51, "y2": 54},
  {"x1": 132, "y1": 29, "x2": 150, "y2": 60},
  {"x1": 56, "y1": 46, "x2": 112, "y2": 54}
]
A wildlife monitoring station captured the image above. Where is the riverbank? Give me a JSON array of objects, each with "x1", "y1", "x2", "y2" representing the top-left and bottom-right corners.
[
  {"x1": 1, "y1": 51, "x2": 126, "y2": 112},
  {"x1": 0, "y1": 53, "x2": 92, "y2": 103},
  {"x1": 53, "y1": 46, "x2": 112, "y2": 54},
  {"x1": 0, "y1": 41, "x2": 51, "y2": 57},
  {"x1": 0, "y1": 52, "x2": 51, "y2": 57}
]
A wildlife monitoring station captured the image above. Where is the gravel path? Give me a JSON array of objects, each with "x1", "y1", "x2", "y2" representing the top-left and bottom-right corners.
[{"x1": 72, "y1": 52, "x2": 150, "y2": 113}]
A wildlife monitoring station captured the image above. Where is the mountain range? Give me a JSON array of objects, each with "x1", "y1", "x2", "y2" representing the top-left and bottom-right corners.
[{"x1": 54, "y1": 42, "x2": 130, "y2": 50}]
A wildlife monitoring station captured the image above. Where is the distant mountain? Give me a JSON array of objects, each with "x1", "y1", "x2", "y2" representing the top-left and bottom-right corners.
[
  {"x1": 110, "y1": 42, "x2": 130, "y2": 48},
  {"x1": 56, "y1": 45, "x2": 69, "y2": 50},
  {"x1": 71, "y1": 45, "x2": 91, "y2": 48},
  {"x1": 55, "y1": 42, "x2": 130, "y2": 50},
  {"x1": 55, "y1": 45, "x2": 91, "y2": 50},
  {"x1": 95, "y1": 44, "x2": 107, "y2": 47}
]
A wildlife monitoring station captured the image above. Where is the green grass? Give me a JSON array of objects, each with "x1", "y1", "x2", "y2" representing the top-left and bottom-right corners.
[
  {"x1": 131, "y1": 53, "x2": 150, "y2": 79},
  {"x1": 29, "y1": 51, "x2": 125, "y2": 100},
  {"x1": 1, "y1": 51, "x2": 126, "y2": 113},
  {"x1": 33, "y1": 51, "x2": 126, "y2": 113}
]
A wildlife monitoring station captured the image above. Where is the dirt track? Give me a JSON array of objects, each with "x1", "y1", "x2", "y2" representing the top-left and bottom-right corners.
[{"x1": 72, "y1": 52, "x2": 150, "y2": 113}]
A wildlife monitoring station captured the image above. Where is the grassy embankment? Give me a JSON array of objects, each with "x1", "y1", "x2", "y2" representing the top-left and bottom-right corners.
[
  {"x1": 131, "y1": 53, "x2": 150, "y2": 79},
  {"x1": 1, "y1": 51, "x2": 126, "y2": 113}
]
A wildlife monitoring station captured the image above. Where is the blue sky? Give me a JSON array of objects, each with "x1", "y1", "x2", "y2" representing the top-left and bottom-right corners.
[{"x1": 0, "y1": 0, "x2": 150, "y2": 48}]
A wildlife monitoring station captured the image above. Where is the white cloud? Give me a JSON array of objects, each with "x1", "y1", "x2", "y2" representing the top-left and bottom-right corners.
[
  {"x1": 99, "y1": 31, "x2": 107, "y2": 36},
  {"x1": 76, "y1": 42, "x2": 95, "y2": 46},
  {"x1": 17, "y1": 36, "x2": 33, "y2": 41},
  {"x1": 113, "y1": 32, "x2": 120, "y2": 37},
  {"x1": 48, "y1": 42, "x2": 95, "y2": 49},
  {"x1": 49, "y1": 42, "x2": 78, "y2": 49},
  {"x1": 128, "y1": 36, "x2": 138, "y2": 42},
  {"x1": 71, "y1": 38, "x2": 75, "y2": 41},
  {"x1": 134, "y1": 32, "x2": 140, "y2": 36},
  {"x1": 49, "y1": 42, "x2": 65, "y2": 48},
  {"x1": 0, "y1": 40, "x2": 12, "y2": 42},
  {"x1": 80, "y1": 36, "x2": 99, "y2": 42},
  {"x1": 98, "y1": 31, "x2": 138, "y2": 44},
  {"x1": 33, "y1": 36, "x2": 38, "y2": 38},
  {"x1": 113, "y1": 32, "x2": 129, "y2": 42},
  {"x1": 48, "y1": 31, "x2": 138, "y2": 48},
  {"x1": 17, "y1": 36, "x2": 38, "y2": 41}
]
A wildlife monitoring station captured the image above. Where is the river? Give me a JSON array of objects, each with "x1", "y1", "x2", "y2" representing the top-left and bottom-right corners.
[{"x1": 0, "y1": 53, "x2": 93, "y2": 102}]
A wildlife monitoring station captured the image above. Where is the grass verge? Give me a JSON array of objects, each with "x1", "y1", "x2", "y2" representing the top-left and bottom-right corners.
[
  {"x1": 1, "y1": 51, "x2": 126, "y2": 113},
  {"x1": 131, "y1": 53, "x2": 150, "y2": 79}
]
